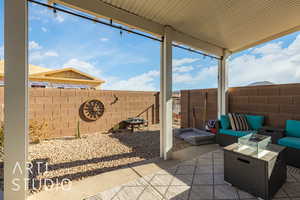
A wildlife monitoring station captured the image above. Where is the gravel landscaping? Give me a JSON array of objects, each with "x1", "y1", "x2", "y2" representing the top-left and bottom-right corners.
[{"x1": 26, "y1": 125, "x2": 191, "y2": 193}]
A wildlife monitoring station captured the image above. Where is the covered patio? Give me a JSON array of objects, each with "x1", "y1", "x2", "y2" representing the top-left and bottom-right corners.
[
  {"x1": 4, "y1": 0, "x2": 300, "y2": 199},
  {"x1": 84, "y1": 149, "x2": 300, "y2": 200}
]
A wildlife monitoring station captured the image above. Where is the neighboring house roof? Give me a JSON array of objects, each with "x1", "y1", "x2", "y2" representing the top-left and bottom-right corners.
[
  {"x1": 0, "y1": 60, "x2": 51, "y2": 74},
  {"x1": 248, "y1": 81, "x2": 274, "y2": 86},
  {"x1": 0, "y1": 60, "x2": 105, "y2": 87}
]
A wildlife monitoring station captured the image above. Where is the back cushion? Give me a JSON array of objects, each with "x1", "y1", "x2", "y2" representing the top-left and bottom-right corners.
[
  {"x1": 220, "y1": 115, "x2": 231, "y2": 129},
  {"x1": 246, "y1": 115, "x2": 264, "y2": 131},
  {"x1": 228, "y1": 113, "x2": 250, "y2": 131},
  {"x1": 286, "y1": 120, "x2": 300, "y2": 138}
]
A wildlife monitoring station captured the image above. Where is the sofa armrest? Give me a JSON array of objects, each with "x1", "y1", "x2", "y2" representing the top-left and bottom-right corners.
[
  {"x1": 258, "y1": 126, "x2": 286, "y2": 144},
  {"x1": 216, "y1": 120, "x2": 221, "y2": 133}
]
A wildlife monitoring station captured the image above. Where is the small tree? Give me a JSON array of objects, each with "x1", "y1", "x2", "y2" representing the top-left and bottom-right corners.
[
  {"x1": 29, "y1": 120, "x2": 49, "y2": 143},
  {"x1": 0, "y1": 120, "x2": 49, "y2": 145}
]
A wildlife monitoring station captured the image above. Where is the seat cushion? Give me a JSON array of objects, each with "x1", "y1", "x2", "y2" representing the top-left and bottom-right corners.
[
  {"x1": 278, "y1": 137, "x2": 300, "y2": 150},
  {"x1": 219, "y1": 129, "x2": 255, "y2": 137},
  {"x1": 174, "y1": 128, "x2": 215, "y2": 145},
  {"x1": 228, "y1": 113, "x2": 250, "y2": 131},
  {"x1": 286, "y1": 120, "x2": 300, "y2": 138},
  {"x1": 220, "y1": 115, "x2": 231, "y2": 129},
  {"x1": 246, "y1": 115, "x2": 264, "y2": 131}
]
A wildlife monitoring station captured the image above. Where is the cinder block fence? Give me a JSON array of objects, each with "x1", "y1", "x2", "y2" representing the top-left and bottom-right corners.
[
  {"x1": 0, "y1": 88, "x2": 159, "y2": 138},
  {"x1": 1, "y1": 83, "x2": 299, "y2": 138},
  {"x1": 181, "y1": 83, "x2": 300, "y2": 129}
]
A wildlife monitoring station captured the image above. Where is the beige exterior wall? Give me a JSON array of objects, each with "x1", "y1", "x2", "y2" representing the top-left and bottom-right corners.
[
  {"x1": 0, "y1": 88, "x2": 159, "y2": 138},
  {"x1": 228, "y1": 84, "x2": 300, "y2": 128},
  {"x1": 181, "y1": 89, "x2": 218, "y2": 129},
  {"x1": 181, "y1": 83, "x2": 300, "y2": 129}
]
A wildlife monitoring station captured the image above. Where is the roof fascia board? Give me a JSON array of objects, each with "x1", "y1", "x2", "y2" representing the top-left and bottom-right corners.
[
  {"x1": 54, "y1": 0, "x2": 164, "y2": 36},
  {"x1": 32, "y1": 67, "x2": 103, "y2": 82},
  {"x1": 30, "y1": 76, "x2": 105, "y2": 84},
  {"x1": 171, "y1": 30, "x2": 223, "y2": 57}
]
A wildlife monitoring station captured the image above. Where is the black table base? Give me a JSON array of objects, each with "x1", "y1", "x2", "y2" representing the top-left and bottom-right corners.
[{"x1": 224, "y1": 145, "x2": 286, "y2": 200}]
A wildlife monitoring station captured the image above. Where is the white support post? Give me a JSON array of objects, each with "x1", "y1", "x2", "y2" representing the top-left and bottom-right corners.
[
  {"x1": 4, "y1": 0, "x2": 28, "y2": 199},
  {"x1": 217, "y1": 51, "x2": 230, "y2": 119},
  {"x1": 160, "y1": 26, "x2": 173, "y2": 160}
]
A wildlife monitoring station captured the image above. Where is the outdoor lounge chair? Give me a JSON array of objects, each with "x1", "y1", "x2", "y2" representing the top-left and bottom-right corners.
[
  {"x1": 278, "y1": 120, "x2": 300, "y2": 168},
  {"x1": 174, "y1": 128, "x2": 215, "y2": 145},
  {"x1": 216, "y1": 114, "x2": 264, "y2": 146}
]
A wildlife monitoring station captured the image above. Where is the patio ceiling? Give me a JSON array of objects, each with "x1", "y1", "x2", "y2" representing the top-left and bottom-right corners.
[{"x1": 54, "y1": 0, "x2": 300, "y2": 56}]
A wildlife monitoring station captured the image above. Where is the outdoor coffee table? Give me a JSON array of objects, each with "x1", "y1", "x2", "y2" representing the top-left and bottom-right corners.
[
  {"x1": 123, "y1": 118, "x2": 148, "y2": 132},
  {"x1": 224, "y1": 142, "x2": 286, "y2": 200}
]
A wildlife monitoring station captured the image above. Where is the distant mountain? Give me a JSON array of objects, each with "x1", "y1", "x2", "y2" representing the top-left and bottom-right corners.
[{"x1": 248, "y1": 81, "x2": 274, "y2": 86}]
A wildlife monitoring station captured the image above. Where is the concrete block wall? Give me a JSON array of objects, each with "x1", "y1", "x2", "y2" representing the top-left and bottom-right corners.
[
  {"x1": 229, "y1": 84, "x2": 300, "y2": 128},
  {"x1": 0, "y1": 88, "x2": 159, "y2": 138},
  {"x1": 181, "y1": 89, "x2": 218, "y2": 129},
  {"x1": 181, "y1": 83, "x2": 300, "y2": 129}
]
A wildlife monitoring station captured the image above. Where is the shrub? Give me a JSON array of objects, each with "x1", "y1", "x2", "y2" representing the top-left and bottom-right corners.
[
  {"x1": 0, "y1": 124, "x2": 3, "y2": 148},
  {"x1": 29, "y1": 120, "x2": 49, "y2": 143},
  {"x1": 0, "y1": 120, "x2": 49, "y2": 145}
]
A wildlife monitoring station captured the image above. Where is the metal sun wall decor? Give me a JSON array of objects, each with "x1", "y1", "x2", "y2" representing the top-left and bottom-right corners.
[{"x1": 80, "y1": 99, "x2": 105, "y2": 122}]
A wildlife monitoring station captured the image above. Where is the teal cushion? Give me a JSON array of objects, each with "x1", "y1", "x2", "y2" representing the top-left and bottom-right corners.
[
  {"x1": 278, "y1": 137, "x2": 300, "y2": 150},
  {"x1": 286, "y1": 120, "x2": 300, "y2": 138},
  {"x1": 219, "y1": 129, "x2": 255, "y2": 137},
  {"x1": 220, "y1": 115, "x2": 231, "y2": 129},
  {"x1": 246, "y1": 115, "x2": 264, "y2": 131}
]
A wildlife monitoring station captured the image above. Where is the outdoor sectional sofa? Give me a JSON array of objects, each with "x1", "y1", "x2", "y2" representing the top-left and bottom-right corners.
[
  {"x1": 216, "y1": 114, "x2": 264, "y2": 146},
  {"x1": 278, "y1": 120, "x2": 300, "y2": 168}
]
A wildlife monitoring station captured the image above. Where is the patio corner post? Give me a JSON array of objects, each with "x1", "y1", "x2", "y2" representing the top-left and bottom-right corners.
[
  {"x1": 160, "y1": 26, "x2": 173, "y2": 160},
  {"x1": 4, "y1": 0, "x2": 29, "y2": 199},
  {"x1": 217, "y1": 50, "x2": 230, "y2": 119}
]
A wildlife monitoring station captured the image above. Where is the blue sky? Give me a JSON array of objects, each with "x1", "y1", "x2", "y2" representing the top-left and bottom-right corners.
[{"x1": 0, "y1": 1, "x2": 300, "y2": 91}]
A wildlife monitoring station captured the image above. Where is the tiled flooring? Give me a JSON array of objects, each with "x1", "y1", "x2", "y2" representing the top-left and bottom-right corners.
[{"x1": 85, "y1": 149, "x2": 300, "y2": 200}]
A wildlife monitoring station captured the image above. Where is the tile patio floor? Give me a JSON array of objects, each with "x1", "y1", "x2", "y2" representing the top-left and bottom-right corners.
[{"x1": 85, "y1": 149, "x2": 300, "y2": 200}]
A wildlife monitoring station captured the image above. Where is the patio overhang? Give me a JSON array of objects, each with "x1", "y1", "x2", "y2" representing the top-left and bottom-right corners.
[
  {"x1": 54, "y1": 0, "x2": 300, "y2": 55},
  {"x1": 53, "y1": 0, "x2": 224, "y2": 57}
]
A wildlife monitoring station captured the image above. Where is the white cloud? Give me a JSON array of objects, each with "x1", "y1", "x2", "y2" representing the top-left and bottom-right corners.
[
  {"x1": 30, "y1": 50, "x2": 59, "y2": 62},
  {"x1": 0, "y1": 46, "x2": 3, "y2": 59},
  {"x1": 41, "y1": 27, "x2": 48, "y2": 32},
  {"x1": 103, "y1": 70, "x2": 159, "y2": 91},
  {"x1": 55, "y1": 14, "x2": 65, "y2": 23},
  {"x1": 173, "y1": 73, "x2": 194, "y2": 83},
  {"x1": 173, "y1": 65, "x2": 194, "y2": 73},
  {"x1": 173, "y1": 58, "x2": 199, "y2": 67},
  {"x1": 172, "y1": 34, "x2": 300, "y2": 88},
  {"x1": 171, "y1": 56, "x2": 218, "y2": 88},
  {"x1": 171, "y1": 58, "x2": 197, "y2": 80},
  {"x1": 29, "y1": 41, "x2": 42, "y2": 50},
  {"x1": 30, "y1": 52, "x2": 45, "y2": 61},
  {"x1": 44, "y1": 51, "x2": 58, "y2": 57},
  {"x1": 100, "y1": 37, "x2": 109, "y2": 42},
  {"x1": 252, "y1": 42, "x2": 283, "y2": 55},
  {"x1": 173, "y1": 65, "x2": 217, "y2": 85},
  {"x1": 296, "y1": 70, "x2": 300, "y2": 79},
  {"x1": 30, "y1": 7, "x2": 66, "y2": 24},
  {"x1": 63, "y1": 58, "x2": 102, "y2": 77},
  {"x1": 229, "y1": 34, "x2": 300, "y2": 86}
]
